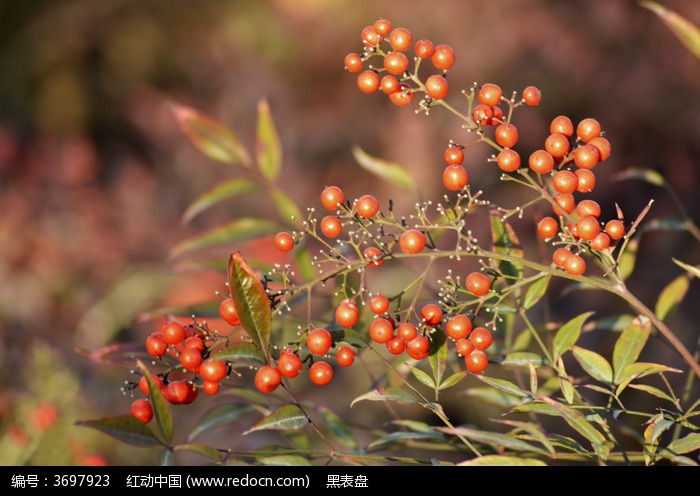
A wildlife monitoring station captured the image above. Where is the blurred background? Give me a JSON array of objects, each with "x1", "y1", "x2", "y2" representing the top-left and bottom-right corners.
[{"x1": 0, "y1": 0, "x2": 698, "y2": 465}]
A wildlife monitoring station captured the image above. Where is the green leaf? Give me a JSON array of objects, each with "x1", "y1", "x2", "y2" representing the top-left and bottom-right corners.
[
  {"x1": 171, "y1": 218, "x2": 281, "y2": 258},
  {"x1": 75, "y1": 416, "x2": 163, "y2": 447},
  {"x1": 553, "y1": 312, "x2": 593, "y2": 360},
  {"x1": 271, "y1": 188, "x2": 303, "y2": 228},
  {"x1": 457, "y1": 455, "x2": 547, "y2": 466},
  {"x1": 672, "y1": 258, "x2": 700, "y2": 278},
  {"x1": 182, "y1": 178, "x2": 259, "y2": 224},
  {"x1": 410, "y1": 367, "x2": 436, "y2": 389},
  {"x1": 244, "y1": 404, "x2": 308, "y2": 435},
  {"x1": 617, "y1": 237, "x2": 639, "y2": 281},
  {"x1": 473, "y1": 375, "x2": 530, "y2": 398},
  {"x1": 655, "y1": 274, "x2": 689, "y2": 321},
  {"x1": 498, "y1": 352, "x2": 546, "y2": 368},
  {"x1": 187, "y1": 404, "x2": 255, "y2": 441},
  {"x1": 317, "y1": 407, "x2": 357, "y2": 450},
  {"x1": 523, "y1": 275, "x2": 550, "y2": 310},
  {"x1": 368, "y1": 431, "x2": 445, "y2": 449},
  {"x1": 613, "y1": 316, "x2": 652, "y2": 384},
  {"x1": 641, "y1": 1, "x2": 700, "y2": 59},
  {"x1": 438, "y1": 371, "x2": 468, "y2": 390},
  {"x1": 497, "y1": 420, "x2": 556, "y2": 456},
  {"x1": 616, "y1": 362, "x2": 684, "y2": 395},
  {"x1": 293, "y1": 248, "x2": 316, "y2": 283},
  {"x1": 159, "y1": 448, "x2": 176, "y2": 466},
  {"x1": 350, "y1": 387, "x2": 419, "y2": 408},
  {"x1": 439, "y1": 426, "x2": 549, "y2": 455},
  {"x1": 665, "y1": 433, "x2": 700, "y2": 456},
  {"x1": 256, "y1": 99, "x2": 282, "y2": 181},
  {"x1": 464, "y1": 387, "x2": 525, "y2": 408},
  {"x1": 258, "y1": 455, "x2": 311, "y2": 466},
  {"x1": 537, "y1": 396, "x2": 607, "y2": 448},
  {"x1": 138, "y1": 360, "x2": 173, "y2": 444},
  {"x1": 170, "y1": 102, "x2": 251, "y2": 166},
  {"x1": 489, "y1": 211, "x2": 524, "y2": 282},
  {"x1": 627, "y1": 384, "x2": 677, "y2": 403},
  {"x1": 210, "y1": 342, "x2": 266, "y2": 366},
  {"x1": 352, "y1": 146, "x2": 415, "y2": 191},
  {"x1": 228, "y1": 251, "x2": 272, "y2": 361},
  {"x1": 428, "y1": 329, "x2": 447, "y2": 386},
  {"x1": 572, "y1": 346, "x2": 613, "y2": 384},
  {"x1": 557, "y1": 357, "x2": 575, "y2": 404},
  {"x1": 173, "y1": 443, "x2": 226, "y2": 462}
]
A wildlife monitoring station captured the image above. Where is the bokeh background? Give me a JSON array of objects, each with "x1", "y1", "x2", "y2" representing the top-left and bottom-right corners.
[{"x1": 0, "y1": 0, "x2": 698, "y2": 465}]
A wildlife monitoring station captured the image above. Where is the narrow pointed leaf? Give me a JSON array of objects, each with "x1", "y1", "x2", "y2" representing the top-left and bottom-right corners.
[
  {"x1": 523, "y1": 275, "x2": 550, "y2": 310},
  {"x1": 613, "y1": 316, "x2": 651, "y2": 384},
  {"x1": 617, "y1": 237, "x2": 638, "y2": 281},
  {"x1": 438, "y1": 371, "x2": 467, "y2": 390},
  {"x1": 182, "y1": 178, "x2": 259, "y2": 224},
  {"x1": 572, "y1": 346, "x2": 613, "y2": 384},
  {"x1": 557, "y1": 357, "x2": 575, "y2": 404},
  {"x1": 665, "y1": 433, "x2": 700, "y2": 456},
  {"x1": 612, "y1": 167, "x2": 665, "y2": 187},
  {"x1": 174, "y1": 443, "x2": 227, "y2": 462},
  {"x1": 627, "y1": 384, "x2": 677, "y2": 403},
  {"x1": 187, "y1": 404, "x2": 255, "y2": 441},
  {"x1": 170, "y1": 102, "x2": 251, "y2": 166},
  {"x1": 497, "y1": 420, "x2": 555, "y2": 455},
  {"x1": 410, "y1": 367, "x2": 436, "y2": 389},
  {"x1": 350, "y1": 387, "x2": 419, "y2": 408},
  {"x1": 458, "y1": 455, "x2": 546, "y2": 466},
  {"x1": 352, "y1": 146, "x2": 415, "y2": 191},
  {"x1": 210, "y1": 342, "x2": 266, "y2": 366},
  {"x1": 75, "y1": 416, "x2": 163, "y2": 447},
  {"x1": 538, "y1": 396, "x2": 607, "y2": 447},
  {"x1": 673, "y1": 258, "x2": 700, "y2": 278},
  {"x1": 244, "y1": 404, "x2": 308, "y2": 435},
  {"x1": 138, "y1": 360, "x2": 173, "y2": 443},
  {"x1": 318, "y1": 407, "x2": 357, "y2": 450},
  {"x1": 641, "y1": 1, "x2": 700, "y2": 58},
  {"x1": 256, "y1": 99, "x2": 282, "y2": 181},
  {"x1": 498, "y1": 352, "x2": 546, "y2": 368},
  {"x1": 655, "y1": 274, "x2": 689, "y2": 321},
  {"x1": 259, "y1": 455, "x2": 311, "y2": 466},
  {"x1": 439, "y1": 426, "x2": 548, "y2": 455},
  {"x1": 428, "y1": 329, "x2": 447, "y2": 385},
  {"x1": 489, "y1": 211, "x2": 523, "y2": 282},
  {"x1": 171, "y1": 218, "x2": 281, "y2": 258},
  {"x1": 616, "y1": 362, "x2": 684, "y2": 394},
  {"x1": 368, "y1": 431, "x2": 445, "y2": 449},
  {"x1": 271, "y1": 188, "x2": 303, "y2": 227},
  {"x1": 228, "y1": 252, "x2": 272, "y2": 361},
  {"x1": 553, "y1": 312, "x2": 593, "y2": 360},
  {"x1": 473, "y1": 375, "x2": 529, "y2": 398}
]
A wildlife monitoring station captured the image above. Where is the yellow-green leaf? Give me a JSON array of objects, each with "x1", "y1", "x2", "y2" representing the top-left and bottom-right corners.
[
  {"x1": 171, "y1": 218, "x2": 281, "y2": 258},
  {"x1": 523, "y1": 275, "x2": 550, "y2": 310},
  {"x1": 673, "y1": 258, "x2": 700, "y2": 278},
  {"x1": 498, "y1": 352, "x2": 546, "y2": 368},
  {"x1": 258, "y1": 455, "x2": 311, "y2": 466},
  {"x1": 244, "y1": 404, "x2": 308, "y2": 434},
  {"x1": 428, "y1": 328, "x2": 447, "y2": 385},
  {"x1": 613, "y1": 316, "x2": 651, "y2": 384},
  {"x1": 182, "y1": 178, "x2": 259, "y2": 224},
  {"x1": 170, "y1": 102, "x2": 251, "y2": 166},
  {"x1": 458, "y1": 455, "x2": 546, "y2": 466},
  {"x1": 655, "y1": 274, "x2": 689, "y2": 321},
  {"x1": 440, "y1": 426, "x2": 548, "y2": 455},
  {"x1": 352, "y1": 146, "x2": 415, "y2": 191},
  {"x1": 537, "y1": 396, "x2": 607, "y2": 448},
  {"x1": 187, "y1": 404, "x2": 255, "y2": 441},
  {"x1": 351, "y1": 387, "x2": 419, "y2": 408},
  {"x1": 617, "y1": 237, "x2": 639, "y2": 281},
  {"x1": 410, "y1": 367, "x2": 436, "y2": 389},
  {"x1": 474, "y1": 375, "x2": 529, "y2": 398},
  {"x1": 616, "y1": 362, "x2": 683, "y2": 395},
  {"x1": 665, "y1": 433, "x2": 700, "y2": 456},
  {"x1": 490, "y1": 211, "x2": 524, "y2": 282},
  {"x1": 138, "y1": 360, "x2": 173, "y2": 444},
  {"x1": 641, "y1": 1, "x2": 700, "y2": 59},
  {"x1": 572, "y1": 346, "x2": 613, "y2": 384},
  {"x1": 228, "y1": 251, "x2": 272, "y2": 361},
  {"x1": 557, "y1": 357, "x2": 575, "y2": 404},
  {"x1": 256, "y1": 99, "x2": 282, "y2": 181},
  {"x1": 553, "y1": 312, "x2": 593, "y2": 360}
]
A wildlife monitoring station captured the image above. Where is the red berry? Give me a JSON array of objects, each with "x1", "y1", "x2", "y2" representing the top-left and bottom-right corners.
[
  {"x1": 465, "y1": 272, "x2": 491, "y2": 296},
  {"x1": 356, "y1": 194, "x2": 380, "y2": 218},
  {"x1": 336, "y1": 346, "x2": 355, "y2": 367},
  {"x1": 219, "y1": 297, "x2": 241, "y2": 326},
  {"x1": 399, "y1": 229, "x2": 426, "y2": 254},
  {"x1": 522, "y1": 85, "x2": 541, "y2": 106},
  {"x1": 469, "y1": 327, "x2": 493, "y2": 351},
  {"x1": 369, "y1": 317, "x2": 395, "y2": 344},
  {"x1": 445, "y1": 314, "x2": 472, "y2": 341},
  {"x1": 465, "y1": 349, "x2": 489, "y2": 373},
  {"x1": 420, "y1": 303, "x2": 443, "y2": 326},
  {"x1": 309, "y1": 361, "x2": 334, "y2": 386},
  {"x1": 255, "y1": 365, "x2": 282, "y2": 393},
  {"x1": 406, "y1": 335, "x2": 430, "y2": 360},
  {"x1": 306, "y1": 328, "x2": 333, "y2": 355},
  {"x1": 274, "y1": 231, "x2": 294, "y2": 252},
  {"x1": 442, "y1": 165, "x2": 468, "y2": 191},
  {"x1": 161, "y1": 321, "x2": 185, "y2": 345},
  {"x1": 130, "y1": 399, "x2": 153, "y2": 424},
  {"x1": 425, "y1": 74, "x2": 449, "y2": 100},
  {"x1": 277, "y1": 349, "x2": 303, "y2": 379},
  {"x1": 431, "y1": 44, "x2": 455, "y2": 70},
  {"x1": 321, "y1": 186, "x2": 345, "y2": 211}
]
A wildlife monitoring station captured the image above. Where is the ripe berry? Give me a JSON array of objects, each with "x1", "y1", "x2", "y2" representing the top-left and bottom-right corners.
[
  {"x1": 369, "y1": 317, "x2": 395, "y2": 344},
  {"x1": 544, "y1": 133, "x2": 571, "y2": 159},
  {"x1": 363, "y1": 246, "x2": 384, "y2": 267},
  {"x1": 573, "y1": 144, "x2": 600, "y2": 169},
  {"x1": 537, "y1": 216, "x2": 559, "y2": 239},
  {"x1": 406, "y1": 335, "x2": 430, "y2": 360},
  {"x1": 373, "y1": 18, "x2": 392, "y2": 36},
  {"x1": 576, "y1": 118, "x2": 602, "y2": 143},
  {"x1": 575, "y1": 169, "x2": 596, "y2": 193},
  {"x1": 605, "y1": 219, "x2": 625, "y2": 240},
  {"x1": 472, "y1": 104, "x2": 494, "y2": 126},
  {"x1": 496, "y1": 149, "x2": 521, "y2": 172},
  {"x1": 344, "y1": 53, "x2": 363, "y2": 73},
  {"x1": 552, "y1": 247, "x2": 572, "y2": 268},
  {"x1": 466, "y1": 272, "x2": 491, "y2": 296},
  {"x1": 576, "y1": 199, "x2": 602, "y2": 218},
  {"x1": 161, "y1": 321, "x2": 185, "y2": 345},
  {"x1": 414, "y1": 39, "x2": 435, "y2": 59},
  {"x1": 590, "y1": 232, "x2": 611, "y2": 251},
  {"x1": 138, "y1": 374, "x2": 163, "y2": 395},
  {"x1": 399, "y1": 229, "x2": 427, "y2": 254},
  {"x1": 465, "y1": 349, "x2": 489, "y2": 373},
  {"x1": 255, "y1": 365, "x2": 282, "y2": 394},
  {"x1": 553, "y1": 193, "x2": 575, "y2": 216},
  {"x1": 444, "y1": 145, "x2": 465, "y2": 165},
  {"x1": 445, "y1": 314, "x2": 472, "y2": 340},
  {"x1": 336, "y1": 346, "x2": 355, "y2": 367},
  {"x1": 425, "y1": 74, "x2": 449, "y2": 100},
  {"x1": 306, "y1": 328, "x2": 333, "y2": 355},
  {"x1": 552, "y1": 170, "x2": 578, "y2": 194},
  {"x1": 576, "y1": 215, "x2": 601, "y2": 241},
  {"x1": 442, "y1": 165, "x2": 468, "y2": 191},
  {"x1": 420, "y1": 303, "x2": 443, "y2": 325},
  {"x1": 431, "y1": 44, "x2": 455, "y2": 71},
  {"x1": 219, "y1": 297, "x2": 241, "y2": 326},
  {"x1": 522, "y1": 86, "x2": 541, "y2": 106},
  {"x1": 469, "y1": 327, "x2": 493, "y2": 350},
  {"x1": 528, "y1": 149, "x2": 555, "y2": 174},
  {"x1": 478, "y1": 83, "x2": 503, "y2": 106},
  {"x1": 179, "y1": 347, "x2": 202, "y2": 372},
  {"x1": 455, "y1": 338, "x2": 475, "y2": 357},
  {"x1": 588, "y1": 136, "x2": 611, "y2": 161},
  {"x1": 199, "y1": 359, "x2": 227, "y2": 383},
  {"x1": 550, "y1": 115, "x2": 574, "y2": 137},
  {"x1": 389, "y1": 27, "x2": 412, "y2": 51},
  {"x1": 369, "y1": 294, "x2": 390, "y2": 315},
  {"x1": 277, "y1": 349, "x2": 303, "y2": 379},
  {"x1": 163, "y1": 381, "x2": 191, "y2": 405},
  {"x1": 274, "y1": 231, "x2": 294, "y2": 252},
  {"x1": 145, "y1": 332, "x2": 167, "y2": 357},
  {"x1": 201, "y1": 380, "x2": 220, "y2": 396},
  {"x1": 335, "y1": 300, "x2": 359, "y2": 328},
  {"x1": 494, "y1": 123, "x2": 519, "y2": 148},
  {"x1": 309, "y1": 361, "x2": 334, "y2": 386},
  {"x1": 384, "y1": 51, "x2": 410, "y2": 75},
  {"x1": 130, "y1": 399, "x2": 153, "y2": 424},
  {"x1": 380, "y1": 75, "x2": 400, "y2": 95},
  {"x1": 321, "y1": 186, "x2": 345, "y2": 211},
  {"x1": 320, "y1": 215, "x2": 343, "y2": 238},
  {"x1": 396, "y1": 322, "x2": 418, "y2": 342},
  {"x1": 386, "y1": 336, "x2": 406, "y2": 355},
  {"x1": 564, "y1": 253, "x2": 587, "y2": 276},
  {"x1": 356, "y1": 194, "x2": 380, "y2": 218},
  {"x1": 357, "y1": 70, "x2": 380, "y2": 93},
  {"x1": 389, "y1": 83, "x2": 415, "y2": 106},
  {"x1": 360, "y1": 25, "x2": 381, "y2": 47}
]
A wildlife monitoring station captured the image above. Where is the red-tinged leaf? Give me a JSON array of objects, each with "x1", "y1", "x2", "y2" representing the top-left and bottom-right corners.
[
  {"x1": 187, "y1": 404, "x2": 255, "y2": 442},
  {"x1": 182, "y1": 178, "x2": 259, "y2": 224},
  {"x1": 655, "y1": 274, "x2": 689, "y2": 321},
  {"x1": 138, "y1": 360, "x2": 173, "y2": 443},
  {"x1": 171, "y1": 218, "x2": 281, "y2": 258},
  {"x1": 256, "y1": 99, "x2": 282, "y2": 181},
  {"x1": 641, "y1": 1, "x2": 700, "y2": 59},
  {"x1": 457, "y1": 455, "x2": 547, "y2": 466},
  {"x1": 613, "y1": 316, "x2": 651, "y2": 384},
  {"x1": 170, "y1": 102, "x2": 251, "y2": 166},
  {"x1": 75, "y1": 416, "x2": 163, "y2": 447},
  {"x1": 243, "y1": 404, "x2": 308, "y2": 435},
  {"x1": 572, "y1": 346, "x2": 613, "y2": 384},
  {"x1": 228, "y1": 251, "x2": 271, "y2": 361},
  {"x1": 552, "y1": 312, "x2": 594, "y2": 360},
  {"x1": 352, "y1": 146, "x2": 415, "y2": 191},
  {"x1": 490, "y1": 211, "x2": 524, "y2": 282}
]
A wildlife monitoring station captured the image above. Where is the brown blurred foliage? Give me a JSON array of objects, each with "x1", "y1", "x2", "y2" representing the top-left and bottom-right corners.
[{"x1": 0, "y1": 0, "x2": 698, "y2": 464}]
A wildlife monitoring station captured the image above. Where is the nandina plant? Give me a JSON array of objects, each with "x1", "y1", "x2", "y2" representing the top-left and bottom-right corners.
[{"x1": 79, "y1": 13, "x2": 700, "y2": 466}]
